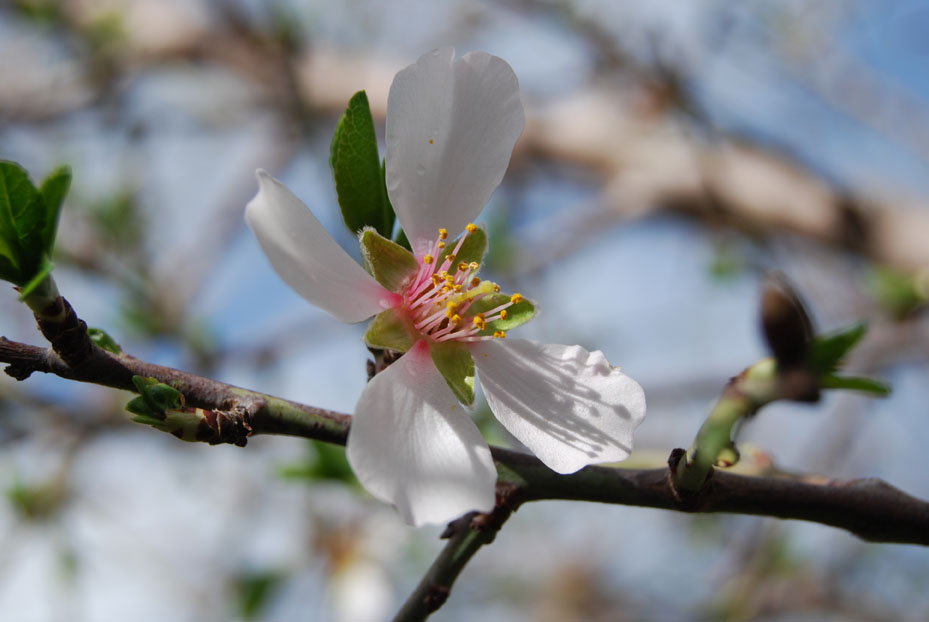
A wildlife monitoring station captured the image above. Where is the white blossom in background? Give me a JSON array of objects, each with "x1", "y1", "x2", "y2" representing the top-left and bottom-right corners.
[{"x1": 246, "y1": 48, "x2": 646, "y2": 527}]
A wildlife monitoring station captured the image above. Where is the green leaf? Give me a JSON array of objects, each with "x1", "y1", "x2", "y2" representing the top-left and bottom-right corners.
[
  {"x1": 363, "y1": 307, "x2": 417, "y2": 352},
  {"x1": 0, "y1": 161, "x2": 39, "y2": 281},
  {"x1": 331, "y1": 91, "x2": 394, "y2": 237},
  {"x1": 359, "y1": 228, "x2": 419, "y2": 292},
  {"x1": 808, "y1": 323, "x2": 867, "y2": 374},
  {"x1": 37, "y1": 165, "x2": 71, "y2": 253},
  {"x1": 466, "y1": 292, "x2": 536, "y2": 334},
  {"x1": 129, "y1": 376, "x2": 184, "y2": 415},
  {"x1": 429, "y1": 340, "x2": 475, "y2": 405},
  {"x1": 437, "y1": 226, "x2": 487, "y2": 268},
  {"x1": 820, "y1": 374, "x2": 891, "y2": 397},
  {"x1": 867, "y1": 266, "x2": 925, "y2": 319},
  {"x1": 87, "y1": 327, "x2": 122, "y2": 354}
]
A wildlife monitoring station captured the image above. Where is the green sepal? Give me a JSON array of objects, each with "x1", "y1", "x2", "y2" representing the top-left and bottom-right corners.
[
  {"x1": 359, "y1": 228, "x2": 419, "y2": 292},
  {"x1": 87, "y1": 327, "x2": 122, "y2": 354},
  {"x1": 820, "y1": 374, "x2": 891, "y2": 397},
  {"x1": 808, "y1": 323, "x2": 866, "y2": 375},
  {"x1": 429, "y1": 340, "x2": 475, "y2": 405},
  {"x1": 364, "y1": 307, "x2": 417, "y2": 352},
  {"x1": 438, "y1": 226, "x2": 487, "y2": 268},
  {"x1": 330, "y1": 91, "x2": 395, "y2": 238},
  {"x1": 466, "y1": 293, "x2": 536, "y2": 334}
]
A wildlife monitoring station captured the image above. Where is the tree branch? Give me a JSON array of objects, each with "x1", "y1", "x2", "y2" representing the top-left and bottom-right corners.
[{"x1": 2, "y1": 334, "x2": 927, "y2": 549}]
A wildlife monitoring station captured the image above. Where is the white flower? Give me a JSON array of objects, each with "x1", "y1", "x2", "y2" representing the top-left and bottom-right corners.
[{"x1": 246, "y1": 48, "x2": 646, "y2": 526}]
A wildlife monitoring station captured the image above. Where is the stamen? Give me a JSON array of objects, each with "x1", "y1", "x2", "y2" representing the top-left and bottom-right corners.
[
  {"x1": 424, "y1": 254, "x2": 434, "y2": 265},
  {"x1": 493, "y1": 330, "x2": 506, "y2": 339},
  {"x1": 439, "y1": 228, "x2": 448, "y2": 240},
  {"x1": 510, "y1": 293, "x2": 523, "y2": 304},
  {"x1": 466, "y1": 223, "x2": 478, "y2": 233},
  {"x1": 500, "y1": 309, "x2": 508, "y2": 320}
]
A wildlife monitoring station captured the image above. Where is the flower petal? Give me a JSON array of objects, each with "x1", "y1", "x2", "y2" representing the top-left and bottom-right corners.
[
  {"x1": 347, "y1": 341, "x2": 497, "y2": 526},
  {"x1": 472, "y1": 339, "x2": 646, "y2": 474},
  {"x1": 245, "y1": 170, "x2": 393, "y2": 323},
  {"x1": 385, "y1": 48, "x2": 525, "y2": 254}
]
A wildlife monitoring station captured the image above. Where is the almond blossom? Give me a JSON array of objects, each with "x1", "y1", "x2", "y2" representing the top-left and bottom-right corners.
[{"x1": 245, "y1": 48, "x2": 646, "y2": 526}]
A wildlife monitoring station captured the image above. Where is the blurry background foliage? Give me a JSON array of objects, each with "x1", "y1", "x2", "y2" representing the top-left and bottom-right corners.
[{"x1": 2, "y1": 0, "x2": 929, "y2": 620}]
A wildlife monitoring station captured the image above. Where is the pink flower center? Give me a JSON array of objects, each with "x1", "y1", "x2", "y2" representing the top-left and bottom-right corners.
[{"x1": 401, "y1": 225, "x2": 519, "y2": 342}]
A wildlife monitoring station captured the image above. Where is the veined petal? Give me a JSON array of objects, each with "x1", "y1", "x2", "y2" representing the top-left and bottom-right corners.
[
  {"x1": 347, "y1": 341, "x2": 497, "y2": 526},
  {"x1": 473, "y1": 339, "x2": 646, "y2": 474},
  {"x1": 385, "y1": 48, "x2": 525, "y2": 254},
  {"x1": 245, "y1": 170, "x2": 393, "y2": 323}
]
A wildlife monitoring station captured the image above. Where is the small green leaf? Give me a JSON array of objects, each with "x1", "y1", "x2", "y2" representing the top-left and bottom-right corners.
[
  {"x1": 867, "y1": 266, "x2": 925, "y2": 319},
  {"x1": 364, "y1": 308, "x2": 417, "y2": 352},
  {"x1": 429, "y1": 341, "x2": 475, "y2": 405},
  {"x1": 87, "y1": 327, "x2": 122, "y2": 354},
  {"x1": 37, "y1": 165, "x2": 71, "y2": 253},
  {"x1": 0, "y1": 162, "x2": 38, "y2": 281},
  {"x1": 438, "y1": 226, "x2": 487, "y2": 268},
  {"x1": 129, "y1": 376, "x2": 184, "y2": 414},
  {"x1": 0, "y1": 162, "x2": 70, "y2": 290},
  {"x1": 359, "y1": 228, "x2": 419, "y2": 292},
  {"x1": 820, "y1": 374, "x2": 891, "y2": 397},
  {"x1": 466, "y1": 293, "x2": 536, "y2": 334},
  {"x1": 808, "y1": 323, "x2": 867, "y2": 374},
  {"x1": 331, "y1": 91, "x2": 394, "y2": 237}
]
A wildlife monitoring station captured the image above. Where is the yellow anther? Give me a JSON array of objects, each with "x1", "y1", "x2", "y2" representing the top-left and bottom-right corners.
[
  {"x1": 466, "y1": 223, "x2": 478, "y2": 233},
  {"x1": 473, "y1": 314, "x2": 486, "y2": 330},
  {"x1": 470, "y1": 277, "x2": 481, "y2": 287},
  {"x1": 446, "y1": 254, "x2": 455, "y2": 263},
  {"x1": 499, "y1": 309, "x2": 508, "y2": 320},
  {"x1": 446, "y1": 309, "x2": 454, "y2": 318},
  {"x1": 424, "y1": 254, "x2": 434, "y2": 265},
  {"x1": 443, "y1": 285, "x2": 452, "y2": 293},
  {"x1": 510, "y1": 293, "x2": 523, "y2": 304},
  {"x1": 437, "y1": 241, "x2": 446, "y2": 249},
  {"x1": 469, "y1": 262, "x2": 479, "y2": 271},
  {"x1": 454, "y1": 284, "x2": 462, "y2": 292},
  {"x1": 431, "y1": 274, "x2": 442, "y2": 286},
  {"x1": 458, "y1": 262, "x2": 468, "y2": 272},
  {"x1": 429, "y1": 139, "x2": 434, "y2": 144},
  {"x1": 493, "y1": 284, "x2": 501, "y2": 293},
  {"x1": 439, "y1": 271, "x2": 448, "y2": 278},
  {"x1": 446, "y1": 301, "x2": 458, "y2": 311},
  {"x1": 438, "y1": 228, "x2": 448, "y2": 240},
  {"x1": 451, "y1": 314, "x2": 462, "y2": 326},
  {"x1": 493, "y1": 330, "x2": 507, "y2": 339},
  {"x1": 445, "y1": 275, "x2": 455, "y2": 284}
]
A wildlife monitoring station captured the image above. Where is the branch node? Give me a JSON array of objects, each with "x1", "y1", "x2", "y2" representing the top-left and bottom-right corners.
[{"x1": 423, "y1": 585, "x2": 450, "y2": 613}]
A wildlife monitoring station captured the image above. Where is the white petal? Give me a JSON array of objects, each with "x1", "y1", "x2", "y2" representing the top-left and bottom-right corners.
[
  {"x1": 245, "y1": 170, "x2": 392, "y2": 323},
  {"x1": 347, "y1": 341, "x2": 497, "y2": 526},
  {"x1": 385, "y1": 48, "x2": 525, "y2": 254},
  {"x1": 472, "y1": 339, "x2": 646, "y2": 474}
]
